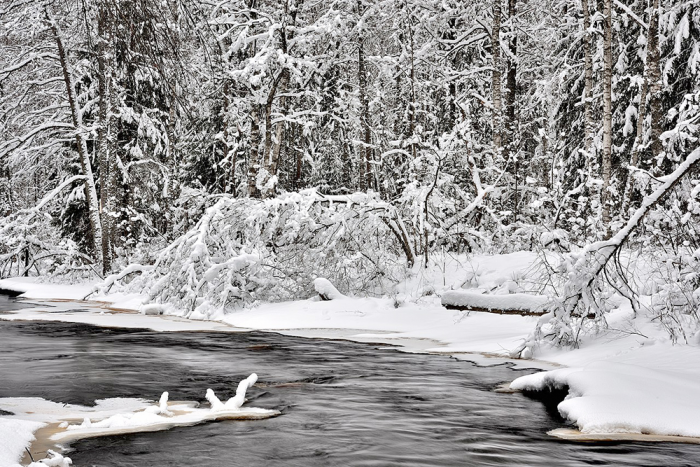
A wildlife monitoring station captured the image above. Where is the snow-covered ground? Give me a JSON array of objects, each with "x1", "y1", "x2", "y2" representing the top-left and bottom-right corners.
[{"x1": 2, "y1": 251, "x2": 700, "y2": 463}]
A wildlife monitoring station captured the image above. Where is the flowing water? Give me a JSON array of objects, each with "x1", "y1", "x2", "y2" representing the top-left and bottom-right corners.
[{"x1": 1, "y1": 297, "x2": 699, "y2": 466}]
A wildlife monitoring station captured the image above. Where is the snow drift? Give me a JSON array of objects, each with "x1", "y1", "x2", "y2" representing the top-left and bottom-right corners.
[{"x1": 510, "y1": 361, "x2": 700, "y2": 438}]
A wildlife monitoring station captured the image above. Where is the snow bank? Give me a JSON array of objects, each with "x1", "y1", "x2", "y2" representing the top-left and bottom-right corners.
[
  {"x1": 441, "y1": 290, "x2": 548, "y2": 314},
  {"x1": 0, "y1": 277, "x2": 95, "y2": 301},
  {"x1": 0, "y1": 418, "x2": 45, "y2": 467},
  {"x1": 510, "y1": 361, "x2": 700, "y2": 438}
]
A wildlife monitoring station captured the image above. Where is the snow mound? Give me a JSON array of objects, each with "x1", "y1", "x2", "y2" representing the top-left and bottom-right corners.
[
  {"x1": 313, "y1": 278, "x2": 344, "y2": 300},
  {"x1": 141, "y1": 304, "x2": 165, "y2": 315},
  {"x1": 441, "y1": 291, "x2": 548, "y2": 314},
  {"x1": 28, "y1": 450, "x2": 72, "y2": 467},
  {"x1": 510, "y1": 362, "x2": 700, "y2": 438}
]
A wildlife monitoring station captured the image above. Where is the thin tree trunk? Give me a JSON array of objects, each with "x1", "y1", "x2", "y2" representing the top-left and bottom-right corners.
[
  {"x1": 270, "y1": 70, "x2": 287, "y2": 178},
  {"x1": 408, "y1": 18, "x2": 417, "y2": 161},
  {"x1": 505, "y1": 0, "x2": 518, "y2": 220},
  {"x1": 621, "y1": 0, "x2": 661, "y2": 214},
  {"x1": 270, "y1": 0, "x2": 300, "y2": 182},
  {"x1": 262, "y1": 85, "x2": 276, "y2": 197},
  {"x1": 97, "y1": 3, "x2": 113, "y2": 275},
  {"x1": 247, "y1": 107, "x2": 261, "y2": 198},
  {"x1": 222, "y1": 81, "x2": 234, "y2": 195},
  {"x1": 295, "y1": 126, "x2": 303, "y2": 190},
  {"x1": 621, "y1": 75, "x2": 648, "y2": 216},
  {"x1": 491, "y1": 0, "x2": 503, "y2": 154},
  {"x1": 106, "y1": 66, "x2": 119, "y2": 261},
  {"x1": 647, "y1": 0, "x2": 662, "y2": 160},
  {"x1": 601, "y1": 0, "x2": 613, "y2": 237},
  {"x1": 358, "y1": 35, "x2": 372, "y2": 191},
  {"x1": 47, "y1": 12, "x2": 103, "y2": 266},
  {"x1": 582, "y1": 0, "x2": 594, "y2": 155}
]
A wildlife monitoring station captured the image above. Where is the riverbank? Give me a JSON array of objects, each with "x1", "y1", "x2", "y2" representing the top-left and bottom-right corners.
[{"x1": 2, "y1": 266, "x2": 700, "y2": 464}]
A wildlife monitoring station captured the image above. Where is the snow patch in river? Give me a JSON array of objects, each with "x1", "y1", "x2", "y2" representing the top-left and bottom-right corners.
[{"x1": 0, "y1": 374, "x2": 279, "y2": 466}]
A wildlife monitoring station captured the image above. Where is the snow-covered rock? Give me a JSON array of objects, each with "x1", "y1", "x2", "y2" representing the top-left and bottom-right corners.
[
  {"x1": 141, "y1": 304, "x2": 165, "y2": 315},
  {"x1": 313, "y1": 278, "x2": 344, "y2": 301}
]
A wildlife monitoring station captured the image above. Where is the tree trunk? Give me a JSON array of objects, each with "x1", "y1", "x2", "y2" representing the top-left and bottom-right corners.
[
  {"x1": 621, "y1": 0, "x2": 662, "y2": 215},
  {"x1": 247, "y1": 107, "x2": 261, "y2": 198},
  {"x1": 408, "y1": 18, "x2": 417, "y2": 161},
  {"x1": 47, "y1": 12, "x2": 104, "y2": 266},
  {"x1": 222, "y1": 80, "x2": 235, "y2": 196},
  {"x1": 621, "y1": 78, "x2": 647, "y2": 215},
  {"x1": 97, "y1": 3, "x2": 113, "y2": 275},
  {"x1": 647, "y1": 0, "x2": 663, "y2": 161},
  {"x1": 505, "y1": 0, "x2": 518, "y2": 220},
  {"x1": 601, "y1": 0, "x2": 613, "y2": 237},
  {"x1": 358, "y1": 34, "x2": 372, "y2": 191},
  {"x1": 262, "y1": 85, "x2": 276, "y2": 198},
  {"x1": 269, "y1": 0, "x2": 300, "y2": 182},
  {"x1": 581, "y1": 0, "x2": 594, "y2": 155},
  {"x1": 491, "y1": 0, "x2": 503, "y2": 154}
]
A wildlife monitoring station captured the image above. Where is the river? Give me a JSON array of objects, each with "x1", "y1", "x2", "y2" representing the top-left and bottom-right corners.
[{"x1": 1, "y1": 295, "x2": 699, "y2": 466}]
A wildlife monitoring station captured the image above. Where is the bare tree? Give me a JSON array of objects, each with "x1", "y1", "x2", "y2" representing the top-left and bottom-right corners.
[{"x1": 46, "y1": 11, "x2": 104, "y2": 265}]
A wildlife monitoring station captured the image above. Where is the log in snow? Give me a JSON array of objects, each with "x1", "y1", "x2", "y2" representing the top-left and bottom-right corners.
[{"x1": 441, "y1": 291, "x2": 548, "y2": 315}]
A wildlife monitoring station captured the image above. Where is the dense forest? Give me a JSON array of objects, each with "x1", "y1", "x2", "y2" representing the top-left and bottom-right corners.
[{"x1": 1, "y1": 0, "x2": 699, "y2": 347}]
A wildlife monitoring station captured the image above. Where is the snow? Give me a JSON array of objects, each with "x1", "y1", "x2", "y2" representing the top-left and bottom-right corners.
[
  {"x1": 0, "y1": 277, "x2": 95, "y2": 301},
  {"x1": 0, "y1": 376, "x2": 278, "y2": 466},
  {"x1": 441, "y1": 290, "x2": 548, "y2": 313},
  {"x1": 510, "y1": 361, "x2": 700, "y2": 438},
  {"x1": 313, "y1": 277, "x2": 344, "y2": 300},
  {"x1": 0, "y1": 419, "x2": 45, "y2": 467},
  {"x1": 28, "y1": 450, "x2": 72, "y2": 467}
]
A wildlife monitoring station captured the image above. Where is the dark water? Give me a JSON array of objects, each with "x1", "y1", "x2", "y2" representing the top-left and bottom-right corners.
[{"x1": 2, "y1": 301, "x2": 700, "y2": 466}]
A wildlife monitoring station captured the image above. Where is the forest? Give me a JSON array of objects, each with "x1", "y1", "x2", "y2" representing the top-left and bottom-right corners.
[{"x1": 1, "y1": 0, "x2": 699, "y2": 348}]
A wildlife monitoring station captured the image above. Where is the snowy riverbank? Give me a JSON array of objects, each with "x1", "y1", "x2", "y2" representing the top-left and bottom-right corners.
[{"x1": 2, "y1": 252, "x2": 700, "y2": 463}]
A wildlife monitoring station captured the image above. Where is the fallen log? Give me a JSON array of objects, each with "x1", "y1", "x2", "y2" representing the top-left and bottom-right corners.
[{"x1": 441, "y1": 291, "x2": 548, "y2": 316}]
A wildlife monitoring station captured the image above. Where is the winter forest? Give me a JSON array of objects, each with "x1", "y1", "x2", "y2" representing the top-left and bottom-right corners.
[
  {"x1": 3, "y1": 0, "x2": 700, "y2": 347},
  {"x1": 4, "y1": 0, "x2": 700, "y2": 463}
]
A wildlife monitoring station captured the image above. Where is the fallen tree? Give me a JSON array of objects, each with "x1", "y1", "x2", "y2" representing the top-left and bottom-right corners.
[
  {"x1": 95, "y1": 190, "x2": 414, "y2": 318},
  {"x1": 518, "y1": 146, "x2": 700, "y2": 352}
]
